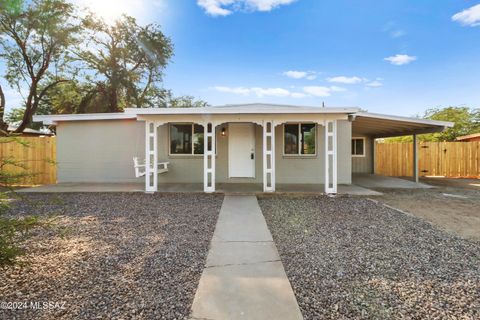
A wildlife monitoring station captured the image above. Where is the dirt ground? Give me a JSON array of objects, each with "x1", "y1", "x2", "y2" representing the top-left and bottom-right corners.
[{"x1": 372, "y1": 177, "x2": 480, "y2": 240}]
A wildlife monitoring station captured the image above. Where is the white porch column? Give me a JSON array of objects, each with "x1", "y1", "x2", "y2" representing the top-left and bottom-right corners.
[
  {"x1": 263, "y1": 121, "x2": 275, "y2": 192},
  {"x1": 145, "y1": 121, "x2": 158, "y2": 193},
  {"x1": 324, "y1": 120, "x2": 337, "y2": 194},
  {"x1": 203, "y1": 122, "x2": 216, "y2": 192},
  {"x1": 413, "y1": 134, "x2": 419, "y2": 183}
]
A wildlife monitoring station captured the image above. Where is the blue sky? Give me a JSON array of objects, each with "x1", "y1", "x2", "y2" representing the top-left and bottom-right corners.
[{"x1": 2, "y1": 0, "x2": 480, "y2": 117}]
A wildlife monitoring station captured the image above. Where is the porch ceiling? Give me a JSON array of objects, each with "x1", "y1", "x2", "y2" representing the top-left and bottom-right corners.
[{"x1": 352, "y1": 112, "x2": 454, "y2": 138}]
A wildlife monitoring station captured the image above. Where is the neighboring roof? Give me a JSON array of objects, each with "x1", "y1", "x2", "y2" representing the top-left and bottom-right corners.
[
  {"x1": 7, "y1": 125, "x2": 53, "y2": 136},
  {"x1": 352, "y1": 112, "x2": 454, "y2": 138},
  {"x1": 456, "y1": 132, "x2": 480, "y2": 141}
]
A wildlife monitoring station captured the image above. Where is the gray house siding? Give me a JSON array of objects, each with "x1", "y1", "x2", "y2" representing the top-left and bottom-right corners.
[
  {"x1": 56, "y1": 120, "x2": 145, "y2": 183},
  {"x1": 56, "y1": 119, "x2": 353, "y2": 184},
  {"x1": 351, "y1": 136, "x2": 373, "y2": 173}
]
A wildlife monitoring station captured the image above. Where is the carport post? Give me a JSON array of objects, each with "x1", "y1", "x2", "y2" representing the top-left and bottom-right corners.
[
  {"x1": 413, "y1": 134, "x2": 419, "y2": 183},
  {"x1": 371, "y1": 138, "x2": 376, "y2": 174}
]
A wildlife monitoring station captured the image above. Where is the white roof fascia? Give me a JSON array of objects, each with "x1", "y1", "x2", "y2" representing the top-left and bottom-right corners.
[
  {"x1": 33, "y1": 113, "x2": 136, "y2": 125},
  {"x1": 356, "y1": 112, "x2": 454, "y2": 128}
]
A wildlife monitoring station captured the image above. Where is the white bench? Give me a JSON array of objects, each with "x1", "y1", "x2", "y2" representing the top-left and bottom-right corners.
[{"x1": 133, "y1": 157, "x2": 169, "y2": 178}]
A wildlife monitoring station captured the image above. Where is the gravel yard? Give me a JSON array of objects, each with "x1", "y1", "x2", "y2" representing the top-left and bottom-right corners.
[
  {"x1": 259, "y1": 195, "x2": 480, "y2": 319},
  {"x1": 1, "y1": 193, "x2": 223, "y2": 320}
]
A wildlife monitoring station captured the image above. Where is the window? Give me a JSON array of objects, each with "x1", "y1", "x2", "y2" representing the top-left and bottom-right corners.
[
  {"x1": 170, "y1": 124, "x2": 206, "y2": 155},
  {"x1": 284, "y1": 123, "x2": 316, "y2": 155},
  {"x1": 352, "y1": 138, "x2": 365, "y2": 157}
]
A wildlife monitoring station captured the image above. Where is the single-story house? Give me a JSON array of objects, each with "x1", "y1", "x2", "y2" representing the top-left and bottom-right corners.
[{"x1": 33, "y1": 103, "x2": 453, "y2": 194}]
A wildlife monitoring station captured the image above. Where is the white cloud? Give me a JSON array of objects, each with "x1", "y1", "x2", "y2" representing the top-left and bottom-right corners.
[
  {"x1": 452, "y1": 4, "x2": 480, "y2": 27},
  {"x1": 283, "y1": 71, "x2": 306, "y2": 79},
  {"x1": 384, "y1": 54, "x2": 417, "y2": 66},
  {"x1": 213, "y1": 86, "x2": 251, "y2": 95},
  {"x1": 197, "y1": 0, "x2": 234, "y2": 16},
  {"x1": 326, "y1": 76, "x2": 364, "y2": 84},
  {"x1": 302, "y1": 86, "x2": 345, "y2": 97},
  {"x1": 290, "y1": 92, "x2": 307, "y2": 98},
  {"x1": 365, "y1": 80, "x2": 383, "y2": 88},
  {"x1": 197, "y1": 0, "x2": 296, "y2": 16},
  {"x1": 212, "y1": 84, "x2": 346, "y2": 98},
  {"x1": 251, "y1": 87, "x2": 291, "y2": 97},
  {"x1": 283, "y1": 70, "x2": 317, "y2": 80},
  {"x1": 329, "y1": 86, "x2": 346, "y2": 92},
  {"x1": 212, "y1": 86, "x2": 292, "y2": 97}
]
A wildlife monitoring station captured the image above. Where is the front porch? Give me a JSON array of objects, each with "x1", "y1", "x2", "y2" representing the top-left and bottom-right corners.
[
  {"x1": 17, "y1": 182, "x2": 381, "y2": 195},
  {"x1": 137, "y1": 109, "x2": 344, "y2": 194}
]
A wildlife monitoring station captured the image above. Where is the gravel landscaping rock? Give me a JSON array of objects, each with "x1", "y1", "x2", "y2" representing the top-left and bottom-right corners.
[
  {"x1": 258, "y1": 195, "x2": 480, "y2": 319},
  {"x1": 1, "y1": 192, "x2": 223, "y2": 320}
]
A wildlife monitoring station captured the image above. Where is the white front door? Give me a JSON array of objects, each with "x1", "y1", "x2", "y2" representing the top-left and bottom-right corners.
[{"x1": 228, "y1": 123, "x2": 255, "y2": 178}]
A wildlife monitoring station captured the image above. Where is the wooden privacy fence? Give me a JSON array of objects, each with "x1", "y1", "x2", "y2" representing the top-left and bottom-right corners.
[
  {"x1": 375, "y1": 141, "x2": 480, "y2": 178},
  {"x1": 0, "y1": 137, "x2": 56, "y2": 185}
]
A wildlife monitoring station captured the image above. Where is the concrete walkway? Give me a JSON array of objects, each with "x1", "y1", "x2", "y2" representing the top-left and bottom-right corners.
[{"x1": 191, "y1": 196, "x2": 303, "y2": 320}]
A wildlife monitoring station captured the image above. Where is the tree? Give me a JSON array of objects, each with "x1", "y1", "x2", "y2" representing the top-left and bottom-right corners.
[
  {"x1": 0, "y1": 136, "x2": 41, "y2": 266},
  {"x1": 75, "y1": 14, "x2": 174, "y2": 111},
  {"x1": 0, "y1": 84, "x2": 7, "y2": 133},
  {"x1": 422, "y1": 106, "x2": 479, "y2": 141},
  {"x1": 385, "y1": 106, "x2": 480, "y2": 142},
  {"x1": 0, "y1": 0, "x2": 80, "y2": 134},
  {"x1": 160, "y1": 90, "x2": 209, "y2": 108}
]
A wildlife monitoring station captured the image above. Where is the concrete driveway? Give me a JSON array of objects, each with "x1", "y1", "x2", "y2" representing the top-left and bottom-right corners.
[{"x1": 352, "y1": 173, "x2": 433, "y2": 189}]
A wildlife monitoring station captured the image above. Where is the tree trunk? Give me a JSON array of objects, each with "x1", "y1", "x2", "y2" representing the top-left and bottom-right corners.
[
  {"x1": 0, "y1": 85, "x2": 10, "y2": 135},
  {"x1": 13, "y1": 87, "x2": 36, "y2": 133},
  {"x1": 108, "y1": 85, "x2": 119, "y2": 112}
]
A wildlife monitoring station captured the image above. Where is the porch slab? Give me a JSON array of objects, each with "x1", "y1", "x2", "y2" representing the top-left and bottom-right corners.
[
  {"x1": 17, "y1": 182, "x2": 381, "y2": 195},
  {"x1": 16, "y1": 182, "x2": 145, "y2": 193},
  {"x1": 353, "y1": 173, "x2": 434, "y2": 189},
  {"x1": 190, "y1": 195, "x2": 303, "y2": 320}
]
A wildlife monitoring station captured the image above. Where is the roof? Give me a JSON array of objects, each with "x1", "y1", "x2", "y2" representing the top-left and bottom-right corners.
[
  {"x1": 33, "y1": 103, "x2": 360, "y2": 125},
  {"x1": 125, "y1": 103, "x2": 360, "y2": 115},
  {"x1": 7, "y1": 125, "x2": 54, "y2": 136},
  {"x1": 456, "y1": 132, "x2": 480, "y2": 141},
  {"x1": 352, "y1": 112, "x2": 454, "y2": 138},
  {"x1": 32, "y1": 103, "x2": 454, "y2": 138},
  {"x1": 33, "y1": 113, "x2": 136, "y2": 125}
]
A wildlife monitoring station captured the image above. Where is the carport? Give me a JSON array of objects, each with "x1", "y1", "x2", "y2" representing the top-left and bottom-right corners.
[{"x1": 351, "y1": 112, "x2": 454, "y2": 182}]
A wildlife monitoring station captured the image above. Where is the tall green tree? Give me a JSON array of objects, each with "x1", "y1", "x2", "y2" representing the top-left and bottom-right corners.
[
  {"x1": 160, "y1": 90, "x2": 209, "y2": 108},
  {"x1": 423, "y1": 106, "x2": 479, "y2": 141},
  {"x1": 385, "y1": 106, "x2": 480, "y2": 142},
  {"x1": 0, "y1": 0, "x2": 80, "y2": 134},
  {"x1": 75, "y1": 14, "x2": 174, "y2": 111}
]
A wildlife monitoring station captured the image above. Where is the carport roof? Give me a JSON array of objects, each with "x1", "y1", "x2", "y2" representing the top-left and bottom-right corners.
[{"x1": 352, "y1": 112, "x2": 453, "y2": 138}]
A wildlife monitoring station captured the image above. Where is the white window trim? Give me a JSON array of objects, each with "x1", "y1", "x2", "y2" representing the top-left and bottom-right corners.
[
  {"x1": 352, "y1": 137, "x2": 366, "y2": 157},
  {"x1": 169, "y1": 123, "x2": 214, "y2": 156},
  {"x1": 282, "y1": 123, "x2": 317, "y2": 157}
]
